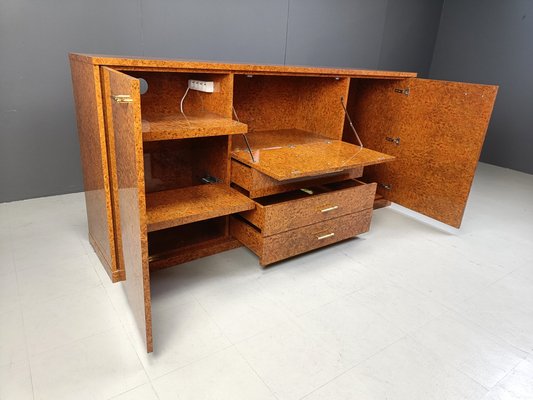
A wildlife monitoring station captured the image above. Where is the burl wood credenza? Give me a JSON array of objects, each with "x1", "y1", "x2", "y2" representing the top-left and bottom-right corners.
[{"x1": 69, "y1": 53, "x2": 497, "y2": 352}]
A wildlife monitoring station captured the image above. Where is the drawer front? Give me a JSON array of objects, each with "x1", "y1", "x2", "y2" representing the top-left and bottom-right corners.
[
  {"x1": 231, "y1": 209, "x2": 372, "y2": 266},
  {"x1": 231, "y1": 159, "x2": 363, "y2": 198},
  {"x1": 241, "y1": 180, "x2": 376, "y2": 236}
]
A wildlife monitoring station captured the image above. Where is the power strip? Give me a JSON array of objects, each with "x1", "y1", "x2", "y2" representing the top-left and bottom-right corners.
[{"x1": 188, "y1": 79, "x2": 214, "y2": 93}]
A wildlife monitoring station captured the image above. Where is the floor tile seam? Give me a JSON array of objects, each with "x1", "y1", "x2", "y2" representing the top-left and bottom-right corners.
[
  {"x1": 188, "y1": 274, "x2": 265, "y2": 305},
  {"x1": 17, "y1": 279, "x2": 103, "y2": 310},
  {"x1": 97, "y1": 279, "x2": 156, "y2": 385},
  {"x1": 147, "y1": 343, "x2": 235, "y2": 383},
  {"x1": 193, "y1": 292, "x2": 279, "y2": 399},
  {"x1": 449, "y1": 306, "x2": 533, "y2": 356},
  {"x1": 26, "y1": 325, "x2": 119, "y2": 363},
  {"x1": 404, "y1": 330, "x2": 524, "y2": 391},
  {"x1": 5, "y1": 273, "x2": 35, "y2": 400},
  {"x1": 234, "y1": 341, "x2": 280, "y2": 399},
  {"x1": 20, "y1": 281, "x2": 107, "y2": 315},
  {"x1": 194, "y1": 292, "x2": 289, "y2": 399},
  {"x1": 11, "y1": 248, "x2": 97, "y2": 273},
  {"x1": 297, "y1": 334, "x2": 409, "y2": 400},
  {"x1": 106, "y1": 381, "x2": 161, "y2": 400}
]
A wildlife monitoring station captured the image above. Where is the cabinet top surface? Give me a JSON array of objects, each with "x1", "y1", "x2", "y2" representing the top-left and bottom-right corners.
[{"x1": 69, "y1": 53, "x2": 417, "y2": 79}]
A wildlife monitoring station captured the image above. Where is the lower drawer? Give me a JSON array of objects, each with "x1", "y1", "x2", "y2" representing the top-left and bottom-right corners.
[{"x1": 230, "y1": 210, "x2": 372, "y2": 266}]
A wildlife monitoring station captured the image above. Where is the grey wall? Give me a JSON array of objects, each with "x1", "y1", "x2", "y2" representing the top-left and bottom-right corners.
[
  {"x1": 430, "y1": 0, "x2": 533, "y2": 174},
  {"x1": 0, "y1": 0, "x2": 443, "y2": 202}
]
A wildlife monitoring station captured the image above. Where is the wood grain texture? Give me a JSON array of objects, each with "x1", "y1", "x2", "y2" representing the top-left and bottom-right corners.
[
  {"x1": 69, "y1": 58, "x2": 118, "y2": 281},
  {"x1": 124, "y1": 71, "x2": 233, "y2": 118},
  {"x1": 147, "y1": 217, "x2": 240, "y2": 269},
  {"x1": 146, "y1": 184, "x2": 255, "y2": 232},
  {"x1": 141, "y1": 113, "x2": 247, "y2": 141},
  {"x1": 373, "y1": 194, "x2": 391, "y2": 210},
  {"x1": 231, "y1": 209, "x2": 372, "y2": 266},
  {"x1": 102, "y1": 67, "x2": 153, "y2": 353},
  {"x1": 233, "y1": 75, "x2": 349, "y2": 140},
  {"x1": 100, "y1": 67, "x2": 126, "y2": 281},
  {"x1": 144, "y1": 136, "x2": 230, "y2": 193},
  {"x1": 70, "y1": 53, "x2": 417, "y2": 78},
  {"x1": 231, "y1": 129, "x2": 395, "y2": 181},
  {"x1": 149, "y1": 238, "x2": 241, "y2": 270},
  {"x1": 231, "y1": 160, "x2": 363, "y2": 198},
  {"x1": 240, "y1": 180, "x2": 376, "y2": 236},
  {"x1": 348, "y1": 78, "x2": 497, "y2": 228}
]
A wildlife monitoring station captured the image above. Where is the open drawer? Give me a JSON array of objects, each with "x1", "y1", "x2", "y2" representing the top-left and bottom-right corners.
[
  {"x1": 231, "y1": 210, "x2": 372, "y2": 266},
  {"x1": 239, "y1": 179, "x2": 376, "y2": 236},
  {"x1": 231, "y1": 159, "x2": 363, "y2": 198}
]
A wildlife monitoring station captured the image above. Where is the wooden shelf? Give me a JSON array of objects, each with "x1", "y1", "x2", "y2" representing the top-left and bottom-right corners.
[
  {"x1": 146, "y1": 184, "x2": 255, "y2": 232},
  {"x1": 142, "y1": 113, "x2": 248, "y2": 141},
  {"x1": 231, "y1": 129, "x2": 395, "y2": 181},
  {"x1": 147, "y1": 217, "x2": 241, "y2": 270}
]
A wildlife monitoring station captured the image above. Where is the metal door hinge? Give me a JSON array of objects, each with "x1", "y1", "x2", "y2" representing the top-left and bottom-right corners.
[
  {"x1": 379, "y1": 183, "x2": 392, "y2": 190},
  {"x1": 111, "y1": 94, "x2": 133, "y2": 103},
  {"x1": 385, "y1": 136, "x2": 401, "y2": 145},
  {"x1": 394, "y1": 88, "x2": 410, "y2": 96}
]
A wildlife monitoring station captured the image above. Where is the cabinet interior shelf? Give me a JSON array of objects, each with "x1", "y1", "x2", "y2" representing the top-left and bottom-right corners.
[
  {"x1": 142, "y1": 113, "x2": 248, "y2": 141},
  {"x1": 145, "y1": 184, "x2": 255, "y2": 232}
]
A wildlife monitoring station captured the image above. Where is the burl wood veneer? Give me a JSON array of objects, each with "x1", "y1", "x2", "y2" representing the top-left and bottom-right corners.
[
  {"x1": 143, "y1": 136, "x2": 230, "y2": 193},
  {"x1": 148, "y1": 217, "x2": 240, "y2": 270},
  {"x1": 231, "y1": 129, "x2": 395, "y2": 181},
  {"x1": 231, "y1": 210, "x2": 373, "y2": 266},
  {"x1": 70, "y1": 53, "x2": 417, "y2": 79},
  {"x1": 347, "y1": 78, "x2": 498, "y2": 228},
  {"x1": 146, "y1": 184, "x2": 254, "y2": 232},
  {"x1": 141, "y1": 113, "x2": 247, "y2": 141},
  {"x1": 240, "y1": 180, "x2": 376, "y2": 236},
  {"x1": 231, "y1": 159, "x2": 363, "y2": 198},
  {"x1": 70, "y1": 59, "x2": 123, "y2": 281},
  {"x1": 233, "y1": 75, "x2": 349, "y2": 140},
  {"x1": 70, "y1": 53, "x2": 498, "y2": 355},
  {"x1": 102, "y1": 67, "x2": 153, "y2": 353}
]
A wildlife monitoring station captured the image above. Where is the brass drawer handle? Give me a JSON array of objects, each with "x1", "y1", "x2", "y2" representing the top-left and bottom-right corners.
[
  {"x1": 320, "y1": 205, "x2": 339, "y2": 213},
  {"x1": 317, "y1": 233, "x2": 335, "y2": 240}
]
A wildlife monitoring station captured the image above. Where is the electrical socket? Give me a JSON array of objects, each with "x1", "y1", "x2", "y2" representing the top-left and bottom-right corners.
[{"x1": 188, "y1": 79, "x2": 215, "y2": 93}]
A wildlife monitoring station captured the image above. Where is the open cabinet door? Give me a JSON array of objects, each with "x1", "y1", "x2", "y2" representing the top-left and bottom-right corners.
[
  {"x1": 101, "y1": 67, "x2": 153, "y2": 352},
  {"x1": 349, "y1": 78, "x2": 497, "y2": 228}
]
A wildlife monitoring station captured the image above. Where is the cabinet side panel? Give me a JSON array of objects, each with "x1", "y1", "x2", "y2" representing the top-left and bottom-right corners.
[{"x1": 70, "y1": 58, "x2": 117, "y2": 279}]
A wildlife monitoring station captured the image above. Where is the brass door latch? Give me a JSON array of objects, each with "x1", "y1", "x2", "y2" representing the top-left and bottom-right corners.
[{"x1": 111, "y1": 94, "x2": 133, "y2": 103}]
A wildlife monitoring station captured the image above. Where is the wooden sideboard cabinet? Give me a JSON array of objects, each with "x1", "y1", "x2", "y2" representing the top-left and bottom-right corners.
[{"x1": 69, "y1": 53, "x2": 497, "y2": 352}]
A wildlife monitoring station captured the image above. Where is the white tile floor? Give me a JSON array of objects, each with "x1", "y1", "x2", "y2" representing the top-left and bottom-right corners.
[{"x1": 1, "y1": 162, "x2": 532, "y2": 400}]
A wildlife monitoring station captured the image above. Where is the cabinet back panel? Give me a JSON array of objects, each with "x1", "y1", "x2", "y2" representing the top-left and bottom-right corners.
[
  {"x1": 233, "y1": 75, "x2": 349, "y2": 140},
  {"x1": 143, "y1": 136, "x2": 229, "y2": 193},
  {"x1": 125, "y1": 71, "x2": 233, "y2": 118}
]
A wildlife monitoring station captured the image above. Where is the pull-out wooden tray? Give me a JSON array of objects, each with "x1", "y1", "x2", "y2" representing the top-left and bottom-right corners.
[
  {"x1": 231, "y1": 210, "x2": 372, "y2": 266},
  {"x1": 231, "y1": 129, "x2": 394, "y2": 181},
  {"x1": 240, "y1": 179, "x2": 376, "y2": 236}
]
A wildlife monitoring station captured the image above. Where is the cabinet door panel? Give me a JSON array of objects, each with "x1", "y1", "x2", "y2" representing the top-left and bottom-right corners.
[
  {"x1": 102, "y1": 67, "x2": 153, "y2": 352},
  {"x1": 349, "y1": 78, "x2": 497, "y2": 228}
]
